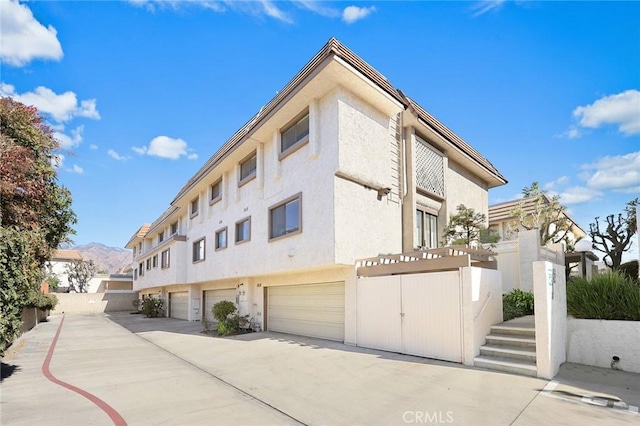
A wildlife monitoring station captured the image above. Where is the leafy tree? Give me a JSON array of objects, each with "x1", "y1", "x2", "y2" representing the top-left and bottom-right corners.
[
  {"x1": 0, "y1": 97, "x2": 76, "y2": 354},
  {"x1": 510, "y1": 182, "x2": 573, "y2": 247},
  {"x1": 589, "y1": 198, "x2": 638, "y2": 270},
  {"x1": 442, "y1": 204, "x2": 490, "y2": 248},
  {"x1": 45, "y1": 275, "x2": 61, "y2": 292},
  {"x1": 65, "y1": 259, "x2": 97, "y2": 293}
]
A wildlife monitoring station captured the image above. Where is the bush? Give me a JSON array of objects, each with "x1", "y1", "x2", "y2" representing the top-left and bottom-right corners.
[
  {"x1": 141, "y1": 297, "x2": 164, "y2": 318},
  {"x1": 26, "y1": 292, "x2": 58, "y2": 311},
  {"x1": 212, "y1": 301, "x2": 236, "y2": 322},
  {"x1": 567, "y1": 271, "x2": 640, "y2": 320},
  {"x1": 618, "y1": 260, "x2": 639, "y2": 284},
  {"x1": 503, "y1": 289, "x2": 534, "y2": 321},
  {"x1": 211, "y1": 301, "x2": 250, "y2": 336}
]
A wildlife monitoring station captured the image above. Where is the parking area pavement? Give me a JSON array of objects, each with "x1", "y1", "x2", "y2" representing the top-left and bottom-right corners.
[{"x1": 2, "y1": 313, "x2": 639, "y2": 425}]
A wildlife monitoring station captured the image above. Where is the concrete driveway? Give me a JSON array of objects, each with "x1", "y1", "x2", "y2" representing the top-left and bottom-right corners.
[{"x1": 2, "y1": 313, "x2": 638, "y2": 425}]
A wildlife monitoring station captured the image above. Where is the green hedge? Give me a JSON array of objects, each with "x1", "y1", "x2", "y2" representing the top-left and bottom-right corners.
[
  {"x1": 502, "y1": 289, "x2": 534, "y2": 321},
  {"x1": 567, "y1": 271, "x2": 640, "y2": 321},
  {"x1": 25, "y1": 292, "x2": 58, "y2": 311}
]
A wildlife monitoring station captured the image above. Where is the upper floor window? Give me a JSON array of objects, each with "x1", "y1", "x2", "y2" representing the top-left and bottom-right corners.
[
  {"x1": 269, "y1": 194, "x2": 302, "y2": 240},
  {"x1": 415, "y1": 137, "x2": 445, "y2": 198},
  {"x1": 235, "y1": 217, "x2": 251, "y2": 244},
  {"x1": 152, "y1": 254, "x2": 158, "y2": 268},
  {"x1": 158, "y1": 231, "x2": 164, "y2": 244},
  {"x1": 210, "y1": 179, "x2": 222, "y2": 204},
  {"x1": 280, "y1": 112, "x2": 309, "y2": 157},
  {"x1": 146, "y1": 258, "x2": 151, "y2": 270},
  {"x1": 416, "y1": 209, "x2": 438, "y2": 249},
  {"x1": 239, "y1": 152, "x2": 257, "y2": 185},
  {"x1": 192, "y1": 238, "x2": 205, "y2": 263},
  {"x1": 138, "y1": 262, "x2": 144, "y2": 277},
  {"x1": 170, "y1": 221, "x2": 178, "y2": 235},
  {"x1": 215, "y1": 227, "x2": 228, "y2": 250},
  {"x1": 161, "y1": 249, "x2": 170, "y2": 269},
  {"x1": 190, "y1": 197, "x2": 199, "y2": 218}
]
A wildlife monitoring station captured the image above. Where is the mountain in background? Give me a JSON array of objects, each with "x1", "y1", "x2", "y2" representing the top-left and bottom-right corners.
[{"x1": 73, "y1": 242, "x2": 132, "y2": 274}]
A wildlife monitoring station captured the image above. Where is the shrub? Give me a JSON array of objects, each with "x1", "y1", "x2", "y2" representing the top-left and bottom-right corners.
[
  {"x1": 212, "y1": 301, "x2": 236, "y2": 322},
  {"x1": 503, "y1": 289, "x2": 534, "y2": 321},
  {"x1": 211, "y1": 301, "x2": 250, "y2": 336},
  {"x1": 567, "y1": 271, "x2": 640, "y2": 320},
  {"x1": 26, "y1": 292, "x2": 58, "y2": 311},
  {"x1": 141, "y1": 297, "x2": 164, "y2": 318},
  {"x1": 618, "y1": 260, "x2": 639, "y2": 284}
]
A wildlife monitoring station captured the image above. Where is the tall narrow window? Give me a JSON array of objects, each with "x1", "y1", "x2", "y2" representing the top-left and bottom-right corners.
[
  {"x1": 235, "y1": 217, "x2": 251, "y2": 244},
  {"x1": 239, "y1": 152, "x2": 257, "y2": 184},
  {"x1": 210, "y1": 179, "x2": 222, "y2": 204},
  {"x1": 215, "y1": 227, "x2": 227, "y2": 250},
  {"x1": 158, "y1": 231, "x2": 164, "y2": 243},
  {"x1": 161, "y1": 249, "x2": 170, "y2": 269},
  {"x1": 269, "y1": 194, "x2": 302, "y2": 240},
  {"x1": 192, "y1": 238, "x2": 205, "y2": 262},
  {"x1": 281, "y1": 112, "x2": 309, "y2": 156},
  {"x1": 416, "y1": 210, "x2": 438, "y2": 249},
  {"x1": 170, "y1": 221, "x2": 178, "y2": 235},
  {"x1": 152, "y1": 254, "x2": 158, "y2": 268},
  {"x1": 190, "y1": 197, "x2": 199, "y2": 217},
  {"x1": 146, "y1": 258, "x2": 151, "y2": 270}
]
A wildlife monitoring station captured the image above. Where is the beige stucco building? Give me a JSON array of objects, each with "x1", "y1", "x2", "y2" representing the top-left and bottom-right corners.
[{"x1": 125, "y1": 38, "x2": 506, "y2": 343}]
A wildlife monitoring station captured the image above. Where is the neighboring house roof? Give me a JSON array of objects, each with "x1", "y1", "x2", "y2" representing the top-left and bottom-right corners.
[
  {"x1": 51, "y1": 249, "x2": 82, "y2": 261},
  {"x1": 489, "y1": 195, "x2": 587, "y2": 238},
  {"x1": 125, "y1": 224, "x2": 151, "y2": 249}
]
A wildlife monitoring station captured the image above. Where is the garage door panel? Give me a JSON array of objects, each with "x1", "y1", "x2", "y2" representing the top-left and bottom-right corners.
[
  {"x1": 204, "y1": 289, "x2": 236, "y2": 322},
  {"x1": 268, "y1": 282, "x2": 345, "y2": 342},
  {"x1": 169, "y1": 292, "x2": 188, "y2": 320}
]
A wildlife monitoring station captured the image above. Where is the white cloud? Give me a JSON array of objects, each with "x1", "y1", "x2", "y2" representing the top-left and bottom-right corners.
[
  {"x1": 51, "y1": 153, "x2": 64, "y2": 169},
  {"x1": 133, "y1": 135, "x2": 197, "y2": 160},
  {"x1": 544, "y1": 176, "x2": 570, "y2": 190},
  {"x1": 580, "y1": 151, "x2": 640, "y2": 191},
  {"x1": 69, "y1": 164, "x2": 84, "y2": 174},
  {"x1": 89, "y1": 144, "x2": 98, "y2": 150},
  {"x1": 0, "y1": 83, "x2": 100, "y2": 123},
  {"x1": 293, "y1": 1, "x2": 339, "y2": 18},
  {"x1": 342, "y1": 5, "x2": 376, "y2": 24},
  {"x1": 471, "y1": 0, "x2": 506, "y2": 17},
  {"x1": 572, "y1": 90, "x2": 640, "y2": 136},
  {"x1": 0, "y1": 0, "x2": 63, "y2": 66},
  {"x1": 108, "y1": 149, "x2": 130, "y2": 161},
  {"x1": 54, "y1": 125, "x2": 84, "y2": 149},
  {"x1": 558, "y1": 186, "x2": 603, "y2": 205}
]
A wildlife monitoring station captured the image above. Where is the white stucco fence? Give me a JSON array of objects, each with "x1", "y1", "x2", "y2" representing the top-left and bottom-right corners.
[{"x1": 567, "y1": 318, "x2": 640, "y2": 374}]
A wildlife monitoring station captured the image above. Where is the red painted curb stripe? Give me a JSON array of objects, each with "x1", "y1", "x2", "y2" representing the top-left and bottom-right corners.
[{"x1": 42, "y1": 315, "x2": 127, "y2": 426}]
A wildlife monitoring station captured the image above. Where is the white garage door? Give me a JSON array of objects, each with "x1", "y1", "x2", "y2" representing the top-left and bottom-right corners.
[
  {"x1": 203, "y1": 288, "x2": 237, "y2": 322},
  {"x1": 268, "y1": 282, "x2": 345, "y2": 342},
  {"x1": 169, "y1": 292, "x2": 188, "y2": 320}
]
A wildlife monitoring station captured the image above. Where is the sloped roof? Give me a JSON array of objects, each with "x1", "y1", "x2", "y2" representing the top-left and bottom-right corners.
[
  {"x1": 125, "y1": 224, "x2": 151, "y2": 248},
  {"x1": 51, "y1": 249, "x2": 82, "y2": 261}
]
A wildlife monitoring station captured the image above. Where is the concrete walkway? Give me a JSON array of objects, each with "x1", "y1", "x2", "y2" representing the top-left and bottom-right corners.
[{"x1": 2, "y1": 313, "x2": 638, "y2": 425}]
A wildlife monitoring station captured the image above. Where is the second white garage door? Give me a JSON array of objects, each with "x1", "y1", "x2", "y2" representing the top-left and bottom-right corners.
[
  {"x1": 203, "y1": 288, "x2": 237, "y2": 322},
  {"x1": 169, "y1": 292, "x2": 188, "y2": 320},
  {"x1": 267, "y1": 282, "x2": 345, "y2": 341}
]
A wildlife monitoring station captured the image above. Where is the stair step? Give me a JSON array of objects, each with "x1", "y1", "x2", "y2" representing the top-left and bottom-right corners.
[
  {"x1": 474, "y1": 356, "x2": 537, "y2": 377},
  {"x1": 485, "y1": 334, "x2": 536, "y2": 349},
  {"x1": 480, "y1": 345, "x2": 537, "y2": 362},
  {"x1": 491, "y1": 325, "x2": 535, "y2": 337}
]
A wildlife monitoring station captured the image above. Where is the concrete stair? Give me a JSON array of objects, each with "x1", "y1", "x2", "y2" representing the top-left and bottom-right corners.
[{"x1": 474, "y1": 316, "x2": 537, "y2": 377}]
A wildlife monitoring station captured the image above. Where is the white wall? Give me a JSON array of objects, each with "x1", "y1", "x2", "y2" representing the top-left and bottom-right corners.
[
  {"x1": 445, "y1": 160, "x2": 489, "y2": 226},
  {"x1": 533, "y1": 261, "x2": 567, "y2": 380},
  {"x1": 567, "y1": 319, "x2": 640, "y2": 374}
]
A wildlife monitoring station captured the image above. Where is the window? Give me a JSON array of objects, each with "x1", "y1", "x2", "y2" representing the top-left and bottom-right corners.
[
  {"x1": 269, "y1": 194, "x2": 302, "y2": 240},
  {"x1": 161, "y1": 249, "x2": 170, "y2": 269},
  {"x1": 415, "y1": 137, "x2": 445, "y2": 198},
  {"x1": 152, "y1": 254, "x2": 158, "y2": 268},
  {"x1": 158, "y1": 231, "x2": 164, "y2": 244},
  {"x1": 416, "y1": 210, "x2": 438, "y2": 249},
  {"x1": 134, "y1": 269, "x2": 138, "y2": 280},
  {"x1": 239, "y1": 152, "x2": 257, "y2": 184},
  {"x1": 138, "y1": 262, "x2": 144, "y2": 277},
  {"x1": 146, "y1": 258, "x2": 151, "y2": 270},
  {"x1": 170, "y1": 221, "x2": 178, "y2": 235},
  {"x1": 215, "y1": 227, "x2": 227, "y2": 250},
  {"x1": 210, "y1": 179, "x2": 222, "y2": 204},
  {"x1": 192, "y1": 238, "x2": 205, "y2": 262},
  {"x1": 281, "y1": 112, "x2": 309, "y2": 155},
  {"x1": 190, "y1": 197, "x2": 199, "y2": 217},
  {"x1": 235, "y1": 217, "x2": 251, "y2": 244}
]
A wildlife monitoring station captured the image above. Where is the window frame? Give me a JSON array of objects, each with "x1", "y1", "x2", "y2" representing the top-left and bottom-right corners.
[
  {"x1": 146, "y1": 258, "x2": 151, "y2": 270},
  {"x1": 416, "y1": 208, "x2": 438, "y2": 249},
  {"x1": 152, "y1": 254, "x2": 158, "y2": 268},
  {"x1": 161, "y1": 249, "x2": 170, "y2": 269},
  {"x1": 158, "y1": 230, "x2": 164, "y2": 244},
  {"x1": 192, "y1": 237, "x2": 206, "y2": 263},
  {"x1": 269, "y1": 193, "x2": 302, "y2": 241},
  {"x1": 238, "y1": 151, "x2": 257, "y2": 186},
  {"x1": 279, "y1": 111, "x2": 309, "y2": 160},
  {"x1": 235, "y1": 216, "x2": 252, "y2": 245},
  {"x1": 215, "y1": 227, "x2": 228, "y2": 251},
  {"x1": 170, "y1": 221, "x2": 178, "y2": 235},
  {"x1": 209, "y1": 178, "x2": 222, "y2": 205},
  {"x1": 138, "y1": 262, "x2": 144, "y2": 277},
  {"x1": 190, "y1": 197, "x2": 199, "y2": 218}
]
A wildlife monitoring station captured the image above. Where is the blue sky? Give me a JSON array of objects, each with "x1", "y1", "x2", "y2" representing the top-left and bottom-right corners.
[{"x1": 1, "y1": 0, "x2": 639, "y2": 261}]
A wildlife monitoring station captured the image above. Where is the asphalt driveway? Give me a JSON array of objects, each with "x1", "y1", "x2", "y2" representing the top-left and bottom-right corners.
[{"x1": 2, "y1": 313, "x2": 638, "y2": 425}]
